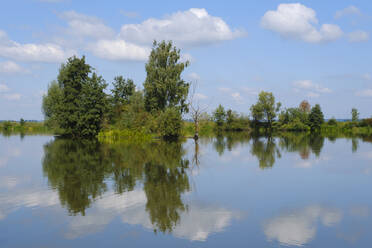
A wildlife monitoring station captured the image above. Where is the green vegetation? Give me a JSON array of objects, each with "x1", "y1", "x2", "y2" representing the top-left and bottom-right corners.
[
  {"x1": 1, "y1": 39, "x2": 370, "y2": 141},
  {"x1": 41, "y1": 40, "x2": 190, "y2": 141}
]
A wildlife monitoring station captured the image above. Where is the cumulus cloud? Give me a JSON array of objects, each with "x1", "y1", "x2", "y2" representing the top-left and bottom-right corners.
[
  {"x1": 0, "y1": 61, "x2": 26, "y2": 74},
  {"x1": 348, "y1": 31, "x2": 369, "y2": 43},
  {"x1": 293, "y1": 80, "x2": 331, "y2": 98},
  {"x1": 0, "y1": 30, "x2": 75, "y2": 63},
  {"x1": 335, "y1": 6, "x2": 362, "y2": 19},
  {"x1": 264, "y1": 205, "x2": 342, "y2": 246},
  {"x1": 261, "y1": 3, "x2": 343, "y2": 43},
  {"x1": 119, "y1": 8, "x2": 245, "y2": 47},
  {"x1": 60, "y1": 11, "x2": 115, "y2": 39},
  {"x1": 87, "y1": 39, "x2": 150, "y2": 61}
]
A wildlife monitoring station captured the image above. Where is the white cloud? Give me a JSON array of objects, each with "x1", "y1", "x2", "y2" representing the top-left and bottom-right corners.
[
  {"x1": 2, "y1": 93, "x2": 21, "y2": 100},
  {"x1": 88, "y1": 39, "x2": 150, "y2": 61},
  {"x1": 348, "y1": 31, "x2": 369, "y2": 43},
  {"x1": 0, "y1": 30, "x2": 75, "y2": 63},
  {"x1": 356, "y1": 89, "x2": 372, "y2": 97},
  {"x1": 293, "y1": 80, "x2": 331, "y2": 98},
  {"x1": 195, "y1": 93, "x2": 208, "y2": 100},
  {"x1": 0, "y1": 84, "x2": 9, "y2": 93},
  {"x1": 60, "y1": 11, "x2": 115, "y2": 39},
  {"x1": 0, "y1": 61, "x2": 26, "y2": 74},
  {"x1": 264, "y1": 205, "x2": 342, "y2": 247},
  {"x1": 335, "y1": 6, "x2": 361, "y2": 19},
  {"x1": 63, "y1": 189, "x2": 241, "y2": 241},
  {"x1": 119, "y1": 8, "x2": 245, "y2": 47},
  {"x1": 261, "y1": 3, "x2": 343, "y2": 43},
  {"x1": 231, "y1": 92, "x2": 243, "y2": 103},
  {"x1": 188, "y1": 72, "x2": 201, "y2": 81}
]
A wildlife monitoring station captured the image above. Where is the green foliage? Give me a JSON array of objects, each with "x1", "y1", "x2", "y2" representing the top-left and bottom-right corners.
[
  {"x1": 42, "y1": 137, "x2": 190, "y2": 232},
  {"x1": 158, "y1": 107, "x2": 183, "y2": 140},
  {"x1": 327, "y1": 117, "x2": 337, "y2": 126},
  {"x1": 280, "y1": 118, "x2": 310, "y2": 131},
  {"x1": 144, "y1": 40, "x2": 190, "y2": 114},
  {"x1": 279, "y1": 107, "x2": 309, "y2": 126},
  {"x1": 213, "y1": 104, "x2": 226, "y2": 127},
  {"x1": 250, "y1": 91, "x2": 281, "y2": 129},
  {"x1": 111, "y1": 76, "x2": 135, "y2": 105},
  {"x1": 20, "y1": 118, "x2": 25, "y2": 127},
  {"x1": 42, "y1": 80, "x2": 63, "y2": 129},
  {"x1": 109, "y1": 76, "x2": 135, "y2": 122},
  {"x1": 309, "y1": 104, "x2": 324, "y2": 131},
  {"x1": 352, "y1": 108, "x2": 359, "y2": 122},
  {"x1": 42, "y1": 56, "x2": 107, "y2": 138}
]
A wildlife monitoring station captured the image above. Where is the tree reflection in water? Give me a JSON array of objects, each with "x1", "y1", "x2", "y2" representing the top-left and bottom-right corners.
[{"x1": 42, "y1": 138, "x2": 190, "y2": 233}]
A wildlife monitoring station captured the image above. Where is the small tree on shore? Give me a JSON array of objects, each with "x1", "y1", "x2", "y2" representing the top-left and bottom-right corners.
[
  {"x1": 309, "y1": 104, "x2": 324, "y2": 131},
  {"x1": 351, "y1": 108, "x2": 359, "y2": 122},
  {"x1": 213, "y1": 104, "x2": 226, "y2": 128},
  {"x1": 250, "y1": 91, "x2": 281, "y2": 130}
]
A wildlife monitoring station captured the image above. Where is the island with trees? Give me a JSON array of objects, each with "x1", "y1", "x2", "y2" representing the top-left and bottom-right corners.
[{"x1": 1, "y1": 40, "x2": 372, "y2": 141}]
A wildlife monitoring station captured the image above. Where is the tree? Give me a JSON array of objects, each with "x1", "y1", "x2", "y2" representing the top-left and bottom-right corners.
[
  {"x1": 77, "y1": 73, "x2": 108, "y2": 137},
  {"x1": 110, "y1": 76, "x2": 135, "y2": 122},
  {"x1": 309, "y1": 104, "x2": 324, "y2": 131},
  {"x1": 299, "y1": 100, "x2": 311, "y2": 113},
  {"x1": 188, "y1": 81, "x2": 208, "y2": 139},
  {"x1": 250, "y1": 91, "x2": 281, "y2": 129},
  {"x1": 144, "y1": 41, "x2": 190, "y2": 114},
  {"x1": 42, "y1": 56, "x2": 107, "y2": 138},
  {"x1": 158, "y1": 107, "x2": 183, "y2": 140},
  {"x1": 20, "y1": 118, "x2": 25, "y2": 127},
  {"x1": 111, "y1": 76, "x2": 135, "y2": 106},
  {"x1": 352, "y1": 108, "x2": 359, "y2": 122},
  {"x1": 42, "y1": 80, "x2": 63, "y2": 129},
  {"x1": 213, "y1": 104, "x2": 226, "y2": 128}
]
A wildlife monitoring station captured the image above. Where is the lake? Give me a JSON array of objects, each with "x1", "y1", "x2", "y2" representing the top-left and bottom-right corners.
[{"x1": 1, "y1": 133, "x2": 372, "y2": 247}]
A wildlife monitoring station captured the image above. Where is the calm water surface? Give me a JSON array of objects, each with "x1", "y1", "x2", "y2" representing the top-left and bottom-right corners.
[{"x1": 1, "y1": 133, "x2": 372, "y2": 247}]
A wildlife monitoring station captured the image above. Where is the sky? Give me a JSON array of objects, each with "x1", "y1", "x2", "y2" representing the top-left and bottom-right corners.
[{"x1": 0, "y1": 0, "x2": 371, "y2": 120}]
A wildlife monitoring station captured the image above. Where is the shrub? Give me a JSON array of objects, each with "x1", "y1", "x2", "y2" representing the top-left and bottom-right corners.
[{"x1": 158, "y1": 107, "x2": 182, "y2": 140}]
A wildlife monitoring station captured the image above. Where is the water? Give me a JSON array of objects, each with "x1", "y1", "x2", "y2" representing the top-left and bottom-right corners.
[{"x1": 0, "y1": 133, "x2": 372, "y2": 247}]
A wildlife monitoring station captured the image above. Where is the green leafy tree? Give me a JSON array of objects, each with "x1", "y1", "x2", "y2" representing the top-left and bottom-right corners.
[
  {"x1": 351, "y1": 108, "x2": 359, "y2": 122},
  {"x1": 42, "y1": 80, "x2": 63, "y2": 129},
  {"x1": 144, "y1": 41, "x2": 190, "y2": 114},
  {"x1": 213, "y1": 104, "x2": 226, "y2": 127},
  {"x1": 111, "y1": 76, "x2": 135, "y2": 105},
  {"x1": 250, "y1": 91, "x2": 281, "y2": 129},
  {"x1": 20, "y1": 118, "x2": 25, "y2": 127},
  {"x1": 309, "y1": 104, "x2": 324, "y2": 131},
  {"x1": 43, "y1": 56, "x2": 107, "y2": 138},
  {"x1": 77, "y1": 73, "x2": 108, "y2": 137}
]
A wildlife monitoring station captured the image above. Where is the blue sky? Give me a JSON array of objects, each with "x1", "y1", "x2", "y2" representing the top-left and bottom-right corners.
[{"x1": 0, "y1": 0, "x2": 371, "y2": 120}]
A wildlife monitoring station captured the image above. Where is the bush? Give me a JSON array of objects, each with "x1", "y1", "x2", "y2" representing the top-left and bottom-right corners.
[
  {"x1": 158, "y1": 107, "x2": 182, "y2": 140},
  {"x1": 361, "y1": 118, "x2": 372, "y2": 127},
  {"x1": 280, "y1": 118, "x2": 310, "y2": 131},
  {"x1": 327, "y1": 118, "x2": 337, "y2": 126}
]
